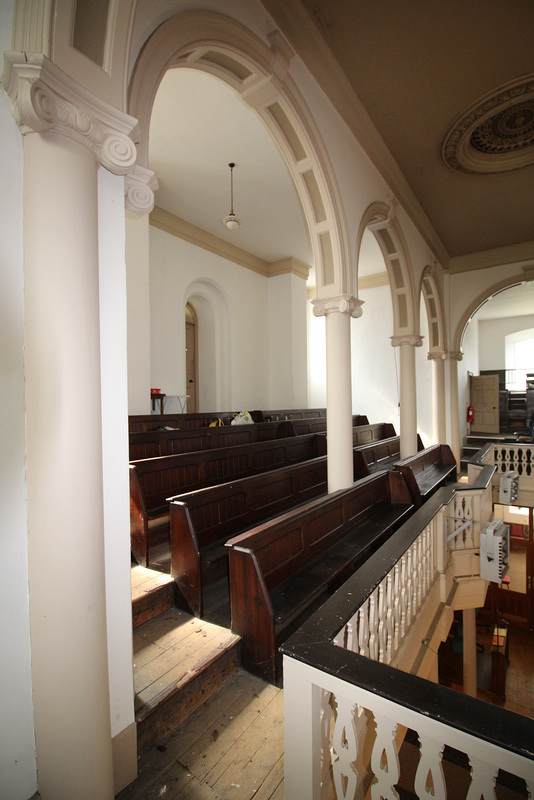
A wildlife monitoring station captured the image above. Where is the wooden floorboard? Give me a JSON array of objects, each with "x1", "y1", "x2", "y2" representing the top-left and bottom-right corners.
[{"x1": 118, "y1": 669, "x2": 283, "y2": 800}]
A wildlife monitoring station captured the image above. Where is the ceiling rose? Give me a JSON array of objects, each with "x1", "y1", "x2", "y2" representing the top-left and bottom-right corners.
[{"x1": 441, "y1": 75, "x2": 534, "y2": 174}]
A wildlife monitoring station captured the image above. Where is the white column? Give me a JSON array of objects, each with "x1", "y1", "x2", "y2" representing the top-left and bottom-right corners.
[
  {"x1": 462, "y1": 608, "x2": 478, "y2": 698},
  {"x1": 6, "y1": 53, "x2": 139, "y2": 800},
  {"x1": 428, "y1": 348, "x2": 447, "y2": 443},
  {"x1": 449, "y1": 351, "x2": 463, "y2": 465},
  {"x1": 392, "y1": 335, "x2": 423, "y2": 458},
  {"x1": 313, "y1": 295, "x2": 363, "y2": 492}
]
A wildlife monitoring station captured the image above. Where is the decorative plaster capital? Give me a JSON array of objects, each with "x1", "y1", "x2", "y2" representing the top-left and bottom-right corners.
[
  {"x1": 427, "y1": 348, "x2": 448, "y2": 361},
  {"x1": 312, "y1": 294, "x2": 363, "y2": 318},
  {"x1": 391, "y1": 334, "x2": 424, "y2": 348},
  {"x1": 449, "y1": 350, "x2": 464, "y2": 362},
  {"x1": 125, "y1": 166, "x2": 159, "y2": 215},
  {"x1": 3, "y1": 52, "x2": 138, "y2": 175}
]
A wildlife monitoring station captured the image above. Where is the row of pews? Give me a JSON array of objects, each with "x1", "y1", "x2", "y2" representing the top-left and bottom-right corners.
[{"x1": 129, "y1": 409, "x2": 457, "y2": 682}]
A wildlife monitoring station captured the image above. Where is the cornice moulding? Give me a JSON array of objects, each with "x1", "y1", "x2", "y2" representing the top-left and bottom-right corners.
[
  {"x1": 449, "y1": 240, "x2": 534, "y2": 273},
  {"x1": 149, "y1": 206, "x2": 311, "y2": 279},
  {"x1": 358, "y1": 272, "x2": 389, "y2": 290}
]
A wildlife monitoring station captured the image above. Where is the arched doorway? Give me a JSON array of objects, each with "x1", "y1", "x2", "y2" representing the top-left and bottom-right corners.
[{"x1": 185, "y1": 303, "x2": 198, "y2": 413}]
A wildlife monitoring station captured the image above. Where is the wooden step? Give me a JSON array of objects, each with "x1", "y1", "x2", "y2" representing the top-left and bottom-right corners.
[
  {"x1": 133, "y1": 607, "x2": 240, "y2": 754},
  {"x1": 131, "y1": 565, "x2": 176, "y2": 628}
]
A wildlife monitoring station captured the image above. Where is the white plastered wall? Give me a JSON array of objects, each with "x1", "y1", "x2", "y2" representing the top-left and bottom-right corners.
[
  {"x1": 149, "y1": 225, "x2": 308, "y2": 411},
  {"x1": 479, "y1": 315, "x2": 534, "y2": 371}
]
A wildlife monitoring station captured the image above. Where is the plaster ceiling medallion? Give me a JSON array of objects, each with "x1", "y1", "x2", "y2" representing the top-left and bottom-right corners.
[{"x1": 441, "y1": 75, "x2": 534, "y2": 174}]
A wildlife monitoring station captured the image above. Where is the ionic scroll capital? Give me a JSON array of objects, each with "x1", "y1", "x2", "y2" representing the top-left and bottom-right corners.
[
  {"x1": 125, "y1": 166, "x2": 159, "y2": 215},
  {"x1": 3, "y1": 52, "x2": 138, "y2": 175},
  {"x1": 391, "y1": 334, "x2": 424, "y2": 348},
  {"x1": 312, "y1": 294, "x2": 363, "y2": 318}
]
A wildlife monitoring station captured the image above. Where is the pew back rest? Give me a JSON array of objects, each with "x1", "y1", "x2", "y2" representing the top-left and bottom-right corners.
[
  {"x1": 352, "y1": 422, "x2": 396, "y2": 446},
  {"x1": 170, "y1": 455, "x2": 328, "y2": 550},
  {"x1": 227, "y1": 470, "x2": 411, "y2": 593},
  {"x1": 131, "y1": 433, "x2": 327, "y2": 510}
]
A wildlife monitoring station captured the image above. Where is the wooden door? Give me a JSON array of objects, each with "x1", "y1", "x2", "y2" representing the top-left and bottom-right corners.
[
  {"x1": 185, "y1": 305, "x2": 198, "y2": 413},
  {"x1": 470, "y1": 374, "x2": 500, "y2": 433}
]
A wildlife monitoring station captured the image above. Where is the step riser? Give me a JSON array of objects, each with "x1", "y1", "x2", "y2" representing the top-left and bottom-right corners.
[
  {"x1": 132, "y1": 583, "x2": 175, "y2": 628},
  {"x1": 136, "y1": 643, "x2": 240, "y2": 755}
]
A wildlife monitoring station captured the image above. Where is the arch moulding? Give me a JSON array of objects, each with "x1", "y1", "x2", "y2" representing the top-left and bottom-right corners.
[
  {"x1": 454, "y1": 273, "x2": 529, "y2": 353},
  {"x1": 420, "y1": 264, "x2": 447, "y2": 354},
  {"x1": 128, "y1": 8, "x2": 352, "y2": 300},
  {"x1": 356, "y1": 200, "x2": 418, "y2": 339}
]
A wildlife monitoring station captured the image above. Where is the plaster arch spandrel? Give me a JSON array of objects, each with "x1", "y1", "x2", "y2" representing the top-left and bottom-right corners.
[
  {"x1": 128, "y1": 8, "x2": 351, "y2": 298},
  {"x1": 355, "y1": 200, "x2": 418, "y2": 339}
]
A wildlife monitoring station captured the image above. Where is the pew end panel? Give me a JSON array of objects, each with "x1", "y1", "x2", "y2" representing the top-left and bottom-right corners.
[
  {"x1": 227, "y1": 547, "x2": 277, "y2": 682},
  {"x1": 169, "y1": 501, "x2": 204, "y2": 618}
]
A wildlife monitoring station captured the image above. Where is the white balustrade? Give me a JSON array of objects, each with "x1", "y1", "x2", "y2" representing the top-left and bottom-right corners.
[{"x1": 284, "y1": 657, "x2": 534, "y2": 800}]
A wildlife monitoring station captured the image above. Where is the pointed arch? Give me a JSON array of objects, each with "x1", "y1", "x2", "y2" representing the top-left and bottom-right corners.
[
  {"x1": 128, "y1": 9, "x2": 351, "y2": 296},
  {"x1": 355, "y1": 200, "x2": 418, "y2": 338}
]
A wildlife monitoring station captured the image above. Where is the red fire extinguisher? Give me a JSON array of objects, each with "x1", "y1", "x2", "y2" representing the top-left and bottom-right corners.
[{"x1": 467, "y1": 405, "x2": 474, "y2": 424}]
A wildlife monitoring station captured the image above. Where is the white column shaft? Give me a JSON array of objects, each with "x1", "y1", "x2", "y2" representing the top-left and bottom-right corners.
[
  {"x1": 24, "y1": 131, "x2": 114, "y2": 800},
  {"x1": 325, "y1": 309, "x2": 353, "y2": 492},
  {"x1": 399, "y1": 342, "x2": 418, "y2": 458},
  {"x1": 432, "y1": 357, "x2": 447, "y2": 443},
  {"x1": 449, "y1": 357, "x2": 462, "y2": 465}
]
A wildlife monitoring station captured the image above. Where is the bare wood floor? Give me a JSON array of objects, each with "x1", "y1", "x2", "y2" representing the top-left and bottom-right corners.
[{"x1": 118, "y1": 668, "x2": 284, "y2": 800}]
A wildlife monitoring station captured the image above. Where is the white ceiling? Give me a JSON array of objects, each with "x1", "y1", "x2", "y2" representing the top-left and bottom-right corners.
[
  {"x1": 146, "y1": 1, "x2": 534, "y2": 323},
  {"x1": 264, "y1": 0, "x2": 534, "y2": 261},
  {"x1": 149, "y1": 68, "x2": 312, "y2": 266}
]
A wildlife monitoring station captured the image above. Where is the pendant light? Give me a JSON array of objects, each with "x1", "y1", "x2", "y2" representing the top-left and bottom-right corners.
[{"x1": 222, "y1": 162, "x2": 241, "y2": 230}]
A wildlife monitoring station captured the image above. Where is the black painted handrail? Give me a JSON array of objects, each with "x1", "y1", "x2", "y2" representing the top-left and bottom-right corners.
[{"x1": 281, "y1": 486, "x2": 534, "y2": 763}]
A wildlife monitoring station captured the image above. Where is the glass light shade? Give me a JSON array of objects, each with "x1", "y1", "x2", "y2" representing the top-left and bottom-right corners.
[{"x1": 223, "y1": 214, "x2": 240, "y2": 230}]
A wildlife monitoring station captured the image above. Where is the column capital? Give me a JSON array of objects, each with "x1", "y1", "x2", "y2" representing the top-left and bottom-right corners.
[
  {"x1": 125, "y1": 165, "x2": 159, "y2": 215},
  {"x1": 449, "y1": 350, "x2": 464, "y2": 361},
  {"x1": 312, "y1": 294, "x2": 363, "y2": 318},
  {"x1": 427, "y1": 347, "x2": 448, "y2": 361},
  {"x1": 3, "y1": 51, "x2": 138, "y2": 176},
  {"x1": 391, "y1": 334, "x2": 424, "y2": 348}
]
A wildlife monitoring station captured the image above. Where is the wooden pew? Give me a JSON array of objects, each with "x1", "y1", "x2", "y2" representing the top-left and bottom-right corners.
[
  {"x1": 128, "y1": 407, "x2": 329, "y2": 433},
  {"x1": 225, "y1": 470, "x2": 414, "y2": 682},
  {"x1": 129, "y1": 414, "x2": 370, "y2": 460},
  {"x1": 168, "y1": 456, "x2": 329, "y2": 618},
  {"x1": 353, "y1": 433, "x2": 424, "y2": 478},
  {"x1": 394, "y1": 443, "x2": 457, "y2": 508},
  {"x1": 129, "y1": 433, "x2": 327, "y2": 567}
]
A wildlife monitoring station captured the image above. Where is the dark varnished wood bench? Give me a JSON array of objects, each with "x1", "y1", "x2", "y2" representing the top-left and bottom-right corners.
[
  {"x1": 128, "y1": 407, "x2": 329, "y2": 433},
  {"x1": 129, "y1": 415, "x2": 369, "y2": 460},
  {"x1": 168, "y1": 456, "x2": 329, "y2": 618},
  {"x1": 353, "y1": 433, "x2": 424, "y2": 478},
  {"x1": 129, "y1": 433, "x2": 327, "y2": 567},
  {"x1": 394, "y1": 443, "x2": 457, "y2": 508},
  {"x1": 225, "y1": 470, "x2": 414, "y2": 682}
]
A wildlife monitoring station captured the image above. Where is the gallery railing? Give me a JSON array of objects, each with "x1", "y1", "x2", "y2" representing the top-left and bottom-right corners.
[{"x1": 281, "y1": 479, "x2": 534, "y2": 799}]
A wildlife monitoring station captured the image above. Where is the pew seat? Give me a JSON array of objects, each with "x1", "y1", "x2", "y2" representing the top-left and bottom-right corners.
[{"x1": 226, "y1": 470, "x2": 414, "y2": 683}]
